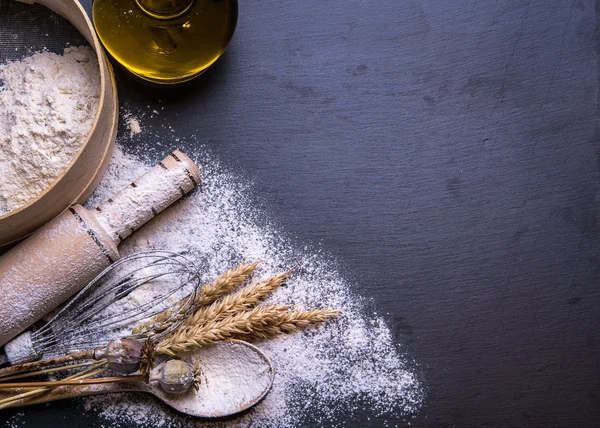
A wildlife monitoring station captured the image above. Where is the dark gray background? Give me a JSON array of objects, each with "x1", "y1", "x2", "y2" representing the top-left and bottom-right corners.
[{"x1": 2, "y1": 0, "x2": 600, "y2": 427}]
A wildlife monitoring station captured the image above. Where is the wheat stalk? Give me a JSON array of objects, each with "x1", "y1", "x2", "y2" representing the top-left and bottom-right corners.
[
  {"x1": 181, "y1": 271, "x2": 288, "y2": 329},
  {"x1": 0, "y1": 361, "x2": 108, "y2": 409},
  {"x1": 156, "y1": 305, "x2": 339, "y2": 356},
  {"x1": 132, "y1": 261, "x2": 259, "y2": 335},
  {"x1": 240, "y1": 308, "x2": 341, "y2": 340}
]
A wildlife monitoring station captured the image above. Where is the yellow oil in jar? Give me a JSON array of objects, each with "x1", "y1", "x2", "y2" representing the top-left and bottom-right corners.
[{"x1": 92, "y1": 0, "x2": 237, "y2": 84}]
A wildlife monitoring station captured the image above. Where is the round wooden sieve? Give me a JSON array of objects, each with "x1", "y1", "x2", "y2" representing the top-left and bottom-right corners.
[{"x1": 0, "y1": 0, "x2": 118, "y2": 247}]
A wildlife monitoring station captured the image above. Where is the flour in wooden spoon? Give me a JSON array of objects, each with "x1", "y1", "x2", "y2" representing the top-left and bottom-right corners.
[{"x1": 80, "y1": 144, "x2": 424, "y2": 426}]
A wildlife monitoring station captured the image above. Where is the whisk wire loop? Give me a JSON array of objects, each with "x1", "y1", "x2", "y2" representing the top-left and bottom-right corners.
[{"x1": 24, "y1": 251, "x2": 204, "y2": 359}]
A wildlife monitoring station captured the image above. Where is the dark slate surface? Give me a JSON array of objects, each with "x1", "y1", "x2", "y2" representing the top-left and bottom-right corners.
[{"x1": 3, "y1": 0, "x2": 600, "y2": 427}]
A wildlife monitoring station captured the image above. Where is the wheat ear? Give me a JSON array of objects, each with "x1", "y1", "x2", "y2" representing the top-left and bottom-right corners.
[
  {"x1": 193, "y1": 261, "x2": 261, "y2": 308},
  {"x1": 182, "y1": 271, "x2": 288, "y2": 328},
  {"x1": 156, "y1": 305, "x2": 339, "y2": 356},
  {"x1": 132, "y1": 261, "x2": 259, "y2": 334}
]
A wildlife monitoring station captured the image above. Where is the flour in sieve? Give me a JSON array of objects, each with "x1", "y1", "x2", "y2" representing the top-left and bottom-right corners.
[
  {"x1": 0, "y1": 46, "x2": 100, "y2": 214},
  {"x1": 77, "y1": 143, "x2": 424, "y2": 427}
]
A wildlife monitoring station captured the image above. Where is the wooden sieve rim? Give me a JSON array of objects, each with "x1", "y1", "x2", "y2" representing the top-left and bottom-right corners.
[{"x1": 0, "y1": 0, "x2": 114, "y2": 221}]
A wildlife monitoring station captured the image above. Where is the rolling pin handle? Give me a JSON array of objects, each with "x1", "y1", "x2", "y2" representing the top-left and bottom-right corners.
[{"x1": 94, "y1": 150, "x2": 201, "y2": 245}]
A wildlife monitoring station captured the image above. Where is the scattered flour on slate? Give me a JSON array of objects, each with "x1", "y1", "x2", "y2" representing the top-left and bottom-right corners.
[
  {"x1": 78, "y1": 144, "x2": 424, "y2": 427},
  {"x1": 123, "y1": 109, "x2": 143, "y2": 137},
  {"x1": 5, "y1": 411, "x2": 25, "y2": 428}
]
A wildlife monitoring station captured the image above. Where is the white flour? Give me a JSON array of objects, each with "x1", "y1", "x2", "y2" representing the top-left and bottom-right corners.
[
  {"x1": 124, "y1": 111, "x2": 143, "y2": 137},
  {"x1": 0, "y1": 47, "x2": 100, "y2": 214},
  {"x1": 147, "y1": 341, "x2": 274, "y2": 418},
  {"x1": 76, "y1": 142, "x2": 424, "y2": 427}
]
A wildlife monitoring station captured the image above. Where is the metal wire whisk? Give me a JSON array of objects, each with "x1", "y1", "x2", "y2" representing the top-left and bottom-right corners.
[{"x1": 0, "y1": 251, "x2": 202, "y2": 366}]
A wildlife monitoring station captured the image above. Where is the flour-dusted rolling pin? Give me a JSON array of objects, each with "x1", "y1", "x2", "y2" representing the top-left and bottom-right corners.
[{"x1": 0, "y1": 150, "x2": 200, "y2": 348}]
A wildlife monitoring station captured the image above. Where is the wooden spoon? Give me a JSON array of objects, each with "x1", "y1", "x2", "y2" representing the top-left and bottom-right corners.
[{"x1": 0, "y1": 340, "x2": 274, "y2": 418}]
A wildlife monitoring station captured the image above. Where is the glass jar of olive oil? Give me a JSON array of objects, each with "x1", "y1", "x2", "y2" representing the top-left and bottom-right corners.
[{"x1": 92, "y1": 0, "x2": 237, "y2": 84}]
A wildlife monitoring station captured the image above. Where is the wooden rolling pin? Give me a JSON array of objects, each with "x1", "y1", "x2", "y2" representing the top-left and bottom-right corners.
[{"x1": 0, "y1": 150, "x2": 200, "y2": 348}]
